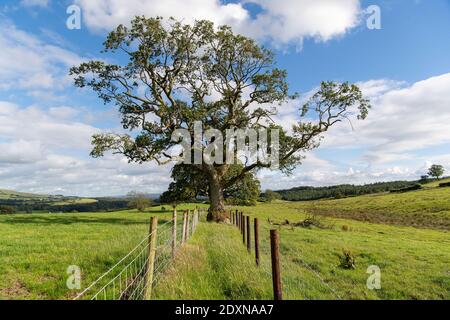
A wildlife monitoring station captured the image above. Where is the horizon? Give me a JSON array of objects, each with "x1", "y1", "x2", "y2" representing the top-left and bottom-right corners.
[
  {"x1": 4, "y1": 176, "x2": 448, "y2": 198},
  {"x1": 1, "y1": 0, "x2": 450, "y2": 196}
]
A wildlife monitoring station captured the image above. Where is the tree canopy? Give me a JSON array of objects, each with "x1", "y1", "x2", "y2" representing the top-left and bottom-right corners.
[{"x1": 428, "y1": 164, "x2": 445, "y2": 180}]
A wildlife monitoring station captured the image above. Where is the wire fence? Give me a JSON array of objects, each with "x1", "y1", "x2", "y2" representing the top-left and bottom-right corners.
[
  {"x1": 228, "y1": 209, "x2": 342, "y2": 300},
  {"x1": 74, "y1": 208, "x2": 204, "y2": 300}
]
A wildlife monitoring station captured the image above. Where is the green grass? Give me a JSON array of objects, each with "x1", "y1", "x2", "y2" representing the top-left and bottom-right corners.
[
  {"x1": 154, "y1": 223, "x2": 272, "y2": 300},
  {"x1": 0, "y1": 188, "x2": 97, "y2": 206},
  {"x1": 155, "y1": 203, "x2": 449, "y2": 300},
  {"x1": 0, "y1": 204, "x2": 204, "y2": 300},
  {"x1": 50, "y1": 198, "x2": 98, "y2": 206},
  {"x1": 1, "y1": 186, "x2": 449, "y2": 300}
]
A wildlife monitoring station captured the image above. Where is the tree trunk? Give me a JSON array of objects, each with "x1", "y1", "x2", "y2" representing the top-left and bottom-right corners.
[{"x1": 207, "y1": 173, "x2": 227, "y2": 222}]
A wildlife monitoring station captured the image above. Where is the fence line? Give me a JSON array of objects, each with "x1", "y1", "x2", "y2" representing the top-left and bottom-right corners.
[
  {"x1": 74, "y1": 208, "x2": 205, "y2": 300},
  {"x1": 229, "y1": 209, "x2": 341, "y2": 300}
]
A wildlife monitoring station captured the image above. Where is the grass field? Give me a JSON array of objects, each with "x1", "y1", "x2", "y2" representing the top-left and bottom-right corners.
[
  {"x1": 0, "y1": 188, "x2": 98, "y2": 206},
  {"x1": 295, "y1": 183, "x2": 450, "y2": 230},
  {"x1": 423, "y1": 177, "x2": 450, "y2": 188},
  {"x1": 50, "y1": 198, "x2": 98, "y2": 206},
  {"x1": 0, "y1": 185, "x2": 449, "y2": 300},
  {"x1": 154, "y1": 202, "x2": 449, "y2": 300},
  {"x1": 0, "y1": 204, "x2": 203, "y2": 299},
  {"x1": 0, "y1": 189, "x2": 46, "y2": 200}
]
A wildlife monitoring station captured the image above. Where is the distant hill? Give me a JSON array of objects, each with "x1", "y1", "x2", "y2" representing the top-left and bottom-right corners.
[
  {"x1": 0, "y1": 189, "x2": 49, "y2": 200},
  {"x1": 273, "y1": 180, "x2": 422, "y2": 201}
]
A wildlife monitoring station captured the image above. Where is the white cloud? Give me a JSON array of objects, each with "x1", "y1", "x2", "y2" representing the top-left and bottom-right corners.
[
  {"x1": 0, "y1": 102, "x2": 97, "y2": 151},
  {"x1": 258, "y1": 73, "x2": 450, "y2": 189},
  {"x1": 0, "y1": 140, "x2": 43, "y2": 164},
  {"x1": 75, "y1": 0, "x2": 363, "y2": 46},
  {"x1": 0, "y1": 101, "x2": 173, "y2": 196},
  {"x1": 0, "y1": 20, "x2": 82, "y2": 91},
  {"x1": 319, "y1": 73, "x2": 450, "y2": 164},
  {"x1": 244, "y1": 0, "x2": 361, "y2": 45}
]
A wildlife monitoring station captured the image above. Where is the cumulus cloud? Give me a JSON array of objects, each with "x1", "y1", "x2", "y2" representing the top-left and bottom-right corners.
[
  {"x1": 257, "y1": 73, "x2": 450, "y2": 190},
  {"x1": 0, "y1": 101, "x2": 172, "y2": 196},
  {"x1": 0, "y1": 20, "x2": 82, "y2": 91},
  {"x1": 244, "y1": 0, "x2": 361, "y2": 45},
  {"x1": 0, "y1": 153, "x2": 173, "y2": 196},
  {"x1": 0, "y1": 102, "x2": 98, "y2": 151},
  {"x1": 319, "y1": 73, "x2": 450, "y2": 163},
  {"x1": 75, "y1": 0, "x2": 362, "y2": 46}
]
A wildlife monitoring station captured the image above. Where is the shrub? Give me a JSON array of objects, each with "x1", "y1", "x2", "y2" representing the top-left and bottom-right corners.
[
  {"x1": 0, "y1": 205, "x2": 16, "y2": 214},
  {"x1": 390, "y1": 183, "x2": 422, "y2": 193},
  {"x1": 341, "y1": 225, "x2": 350, "y2": 232},
  {"x1": 439, "y1": 182, "x2": 450, "y2": 188},
  {"x1": 339, "y1": 250, "x2": 356, "y2": 269}
]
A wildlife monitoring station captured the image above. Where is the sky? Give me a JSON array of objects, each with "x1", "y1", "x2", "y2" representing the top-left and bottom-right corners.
[{"x1": 0, "y1": 0, "x2": 449, "y2": 196}]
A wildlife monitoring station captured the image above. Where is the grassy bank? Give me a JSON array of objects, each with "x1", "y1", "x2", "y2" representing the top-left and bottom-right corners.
[{"x1": 285, "y1": 183, "x2": 450, "y2": 230}]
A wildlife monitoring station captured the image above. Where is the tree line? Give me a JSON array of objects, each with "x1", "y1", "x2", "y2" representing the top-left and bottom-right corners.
[{"x1": 273, "y1": 181, "x2": 421, "y2": 201}]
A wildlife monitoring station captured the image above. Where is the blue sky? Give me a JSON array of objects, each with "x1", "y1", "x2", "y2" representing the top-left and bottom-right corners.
[{"x1": 0, "y1": 0, "x2": 449, "y2": 196}]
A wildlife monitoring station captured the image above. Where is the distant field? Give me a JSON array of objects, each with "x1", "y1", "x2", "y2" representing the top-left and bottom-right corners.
[
  {"x1": 423, "y1": 177, "x2": 450, "y2": 188},
  {"x1": 0, "y1": 188, "x2": 98, "y2": 207},
  {"x1": 297, "y1": 184, "x2": 450, "y2": 230},
  {"x1": 50, "y1": 198, "x2": 98, "y2": 206},
  {"x1": 0, "y1": 189, "x2": 46, "y2": 200}
]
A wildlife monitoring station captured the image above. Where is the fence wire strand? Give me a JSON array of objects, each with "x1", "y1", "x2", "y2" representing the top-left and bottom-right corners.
[
  {"x1": 74, "y1": 209, "x2": 204, "y2": 300},
  {"x1": 229, "y1": 209, "x2": 342, "y2": 300}
]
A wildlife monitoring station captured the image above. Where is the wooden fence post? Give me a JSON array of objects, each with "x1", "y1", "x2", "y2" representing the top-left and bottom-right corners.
[
  {"x1": 238, "y1": 211, "x2": 241, "y2": 229},
  {"x1": 186, "y1": 210, "x2": 191, "y2": 240},
  {"x1": 270, "y1": 230, "x2": 283, "y2": 300},
  {"x1": 242, "y1": 215, "x2": 246, "y2": 244},
  {"x1": 191, "y1": 209, "x2": 195, "y2": 235},
  {"x1": 235, "y1": 210, "x2": 238, "y2": 227},
  {"x1": 246, "y1": 215, "x2": 251, "y2": 253},
  {"x1": 254, "y1": 218, "x2": 260, "y2": 266},
  {"x1": 145, "y1": 216, "x2": 158, "y2": 299},
  {"x1": 181, "y1": 211, "x2": 187, "y2": 244},
  {"x1": 194, "y1": 209, "x2": 198, "y2": 231},
  {"x1": 172, "y1": 208, "x2": 177, "y2": 258},
  {"x1": 240, "y1": 212, "x2": 243, "y2": 230}
]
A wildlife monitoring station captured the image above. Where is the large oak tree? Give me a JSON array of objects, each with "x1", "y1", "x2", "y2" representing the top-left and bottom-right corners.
[{"x1": 71, "y1": 17, "x2": 370, "y2": 221}]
